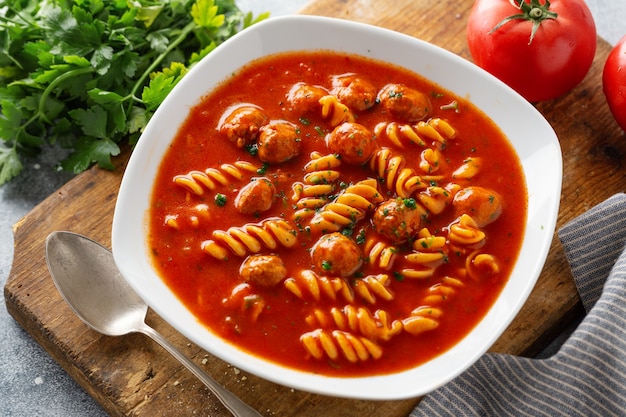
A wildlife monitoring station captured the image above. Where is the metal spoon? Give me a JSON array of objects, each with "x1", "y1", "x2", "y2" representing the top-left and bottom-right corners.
[{"x1": 45, "y1": 231, "x2": 263, "y2": 417}]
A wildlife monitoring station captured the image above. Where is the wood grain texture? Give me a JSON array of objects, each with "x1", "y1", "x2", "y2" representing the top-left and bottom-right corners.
[{"x1": 4, "y1": 0, "x2": 625, "y2": 415}]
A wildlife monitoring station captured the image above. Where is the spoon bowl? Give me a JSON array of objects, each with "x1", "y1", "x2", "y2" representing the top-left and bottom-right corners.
[
  {"x1": 45, "y1": 231, "x2": 262, "y2": 417},
  {"x1": 45, "y1": 231, "x2": 147, "y2": 337}
]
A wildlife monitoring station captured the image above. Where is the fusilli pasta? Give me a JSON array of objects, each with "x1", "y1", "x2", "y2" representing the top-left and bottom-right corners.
[
  {"x1": 466, "y1": 250, "x2": 501, "y2": 279},
  {"x1": 448, "y1": 214, "x2": 486, "y2": 249},
  {"x1": 201, "y1": 218, "x2": 298, "y2": 260},
  {"x1": 374, "y1": 118, "x2": 456, "y2": 149},
  {"x1": 300, "y1": 329, "x2": 383, "y2": 363},
  {"x1": 306, "y1": 305, "x2": 403, "y2": 342},
  {"x1": 452, "y1": 156, "x2": 482, "y2": 180},
  {"x1": 402, "y1": 306, "x2": 444, "y2": 335},
  {"x1": 284, "y1": 269, "x2": 354, "y2": 303},
  {"x1": 220, "y1": 283, "x2": 266, "y2": 323},
  {"x1": 368, "y1": 148, "x2": 428, "y2": 198},
  {"x1": 292, "y1": 152, "x2": 343, "y2": 223},
  {"x1": 319, "y1": 95, "x2": 355, "y2": 127},
  {"x1": 174, "y1": 161, "x2": 258, "y2": 196},
  {"x1": 353, "y1": 273, "x2": 395, "y2": 304},
  {"x1": 308, "y1": 179, "x2": 383, "y2": 234},
  {"x1": 363, "y1": 236, "x2": 398, "y2": 270},
  {"x1": 416, "y1": 183, "x2": 461, "y2": 215},
  {"x1": 402, "y1": 275, "x2": 463, "y2": 335},
  {"x1": 164, "y1": 203, "x2": 210, "y2": 230}
]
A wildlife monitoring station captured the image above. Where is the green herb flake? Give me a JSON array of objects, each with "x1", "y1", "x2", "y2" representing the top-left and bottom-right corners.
[
  {"x1": 257, "y1": 162, "x2": 270, "y2": 175},
  {"x1": 403, "y1": 198, "x2": 417, "y2": 209},
  {"x1": 214, "y1": 193, "x2": 227, "y2": 206}
]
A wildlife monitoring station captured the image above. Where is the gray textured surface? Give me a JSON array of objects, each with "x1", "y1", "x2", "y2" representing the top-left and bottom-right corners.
[{"x1": 0, "y1": 1, "x2": 623, "y2": 415}]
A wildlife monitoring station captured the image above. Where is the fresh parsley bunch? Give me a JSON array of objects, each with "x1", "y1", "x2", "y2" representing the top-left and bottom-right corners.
[{"x1": 0, "y1": 0, "x2": 268, "y2": 184}]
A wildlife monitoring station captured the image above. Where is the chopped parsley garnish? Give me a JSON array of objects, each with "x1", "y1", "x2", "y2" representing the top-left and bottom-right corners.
[
  {"x1": 214, "y1": 193, "x2": 227, "y2": 206},
  {"x1": 257, "y1": 162, "x2": 270, "y2": 175},
  {"x1": 403, "y1": 198, "x2": 417, "y2": 209},
  {"x1": 246, "y1": 144, "x2": 259, "y2": 156},
  {"x1": 321, "y1": 260, "x2": 332, "y2": 271}
]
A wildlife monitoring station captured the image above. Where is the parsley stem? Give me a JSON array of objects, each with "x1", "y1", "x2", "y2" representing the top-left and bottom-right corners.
[
  {"x1": 0, "y1": 9, "x2": 39, "y2": 28},
  {"x1": 38, "y1": 66, "x2": 95, "y2": 123},
  {"x1": 129, "y1": 21, "x2": 197, "y2": 101}
]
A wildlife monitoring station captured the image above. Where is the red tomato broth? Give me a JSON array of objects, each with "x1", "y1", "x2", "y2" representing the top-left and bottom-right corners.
[{"x1": 148, "y1": 51, "x2": 527, "y2": 377}]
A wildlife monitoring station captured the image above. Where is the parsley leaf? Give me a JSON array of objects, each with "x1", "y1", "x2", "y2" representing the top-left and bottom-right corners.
[{"x1": 0, "y1": 0, "x2": 268, "y2": 185}]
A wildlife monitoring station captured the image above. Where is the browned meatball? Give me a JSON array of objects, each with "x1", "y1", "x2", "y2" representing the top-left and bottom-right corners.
[
  {"x1": 325, "y1": 122, "x2": 376, "y2": 165},
  {"x1": 310, "y1": 232, "x2": 363, "y2": 277},
  {"x1": 257, "y1": 120, "x2": 301, "y2": 163},
  {"x1": 453, "y1": 186, "x2": 503, "y2": 227},
  {"x1": 218, "y1": 104, "x2": 268, "y2": 148},
  {"x1": 378, "y1": 84, "x2": 432, "y2": 122},
  {"x1": 239, "y1": 254, "x2": 287, "y2": 287},
  {"x1": 372, "y1": 198, "x2": 427, "y2": 244},
  {"x1": 331, "y1": 74, "x2": 377, "y2": 111},
  {"x1": 234, "y1": 177, "x2": 276, "y2": 215},
  {"x1": 287, "y1": 82, "x2": 328, "y2": 113}
]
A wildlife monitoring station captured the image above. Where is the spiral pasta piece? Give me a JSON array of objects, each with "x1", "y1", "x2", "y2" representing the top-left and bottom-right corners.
[
  {"x1": 368, "y1": 148, "x2": 428, "y2": 198},
  {"x1": 220, "y1": 283, "x2": 266, "y2": 323},
  {"x1": 284, "y1": 270, "x2": 354, "y2": 303},
  {"x1": 416, "y1": 183, "x2": 461, "y2": 215},
  {"x1": 363, "y1": 236, "x2": 398, "y2": 270},
  {"x1": 374, "y1": 118, "x2": 456, "y2": 149},
  {"x1": 400, "y1": 229, "x2": 448, "y2": 279},
  {"x1": 309, "y1": 179, "x2": 383, "y2": 234},
  {"x1": 448, "y1": 214, "x2": 486, "y2": 249},
  {"x1": 402, "y1": 275, "x2": 463, "y2": 335},
  {"x1": 353, "y1": 273, "x2": 395, "y2": 304},
  {"x1": 292, "y1": 152, "x2": 343, "y2": 221},
  {"x1": 402, "y1": 306, "x2": 444, "y2": 335},
  {"x1": 306, "y1": 305, "x2": 403, "y2": 342},
  {"x1": 201, "y1": 218, "x2": 298, "y2": 260},
  {"x1": 452, "y1": 157, "x2": 482, "y2": 180},
  {"x1": 374, "y1": 121, "x2": 427, "y2": 148},
  {"x1": 419, "y1": 148, "x2": 444, "y2": 174},
  {"x1": 174, "y1": 161, "x2": 258, "y2": 196},
  {"x1": 300, "y1": 329, "x2": 383, "y2": 363},
  {"x1": 319, "y1": 95, "x2": 355, "y2": 127},
  {"x1": 466, "y1": 250, "x2": 501, "y2": 280},
  {"x1": 422, "y1": 276, "x2": 464, "y2": 305},
  {"x1": 164, "y1": 203, "x2": 210, "y2": 230}
]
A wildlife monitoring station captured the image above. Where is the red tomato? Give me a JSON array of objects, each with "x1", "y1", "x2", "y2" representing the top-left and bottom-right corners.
[
  {"x1": 603, "y1": 35, "x2": 626, "y2": 131},
  {"x1": 467, "y1": 0, "x2": 597, "y2": 102}
]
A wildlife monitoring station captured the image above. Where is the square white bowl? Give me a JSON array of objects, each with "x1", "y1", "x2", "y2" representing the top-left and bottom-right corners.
[{"x1": 112, "y1": 15, "x2": 562, "y2": 400}]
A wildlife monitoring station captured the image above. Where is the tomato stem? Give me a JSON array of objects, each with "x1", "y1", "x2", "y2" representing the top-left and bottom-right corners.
[{"x1": 489, "y1": 0, "x2": 558, "y2": 45}]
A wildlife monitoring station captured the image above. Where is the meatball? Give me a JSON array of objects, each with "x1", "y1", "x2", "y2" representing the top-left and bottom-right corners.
[
  {"x1": 325, "y1": 122, "x2": 376, "y2": 165},
  {"x1": 377, "y1": 83, "x2": 432, "y2": 122},
  {"x1": 331, "y1": 74, "x2": 377, "y2": 111},
  {"x1": 453, "y1": 186, "x2": 503, "y2": 227},
  {"x1": 257, "y1": 120, "x2": 301, "y2": 163},
  {"x1": 239, "y1": 254, "x2": 287, "y2": 287},
  {"x1": 218, "y1": 104, "x2": 268, "y2": 148},
  {"x1": 372, "y1": 198, "x2": 427, "y2": 244},
  {"x1": 234, "y1": 177, "x2": 276, "y2": 215},
  {"x1": 287, "y1": 82, "x2": 328, "y2": 113},
  {"x1": 310, "y1": 232, "x2": 363, "y2": 277}
]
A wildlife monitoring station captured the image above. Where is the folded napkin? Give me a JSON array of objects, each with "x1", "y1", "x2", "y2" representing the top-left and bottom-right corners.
[{"x1": 412, "y1": 193, "x2": 626, "y2": 417}]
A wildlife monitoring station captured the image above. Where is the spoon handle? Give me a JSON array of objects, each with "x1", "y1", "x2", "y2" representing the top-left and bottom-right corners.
[{"x1": 138, "y1": 322, "x2": 264, "y2": 417}]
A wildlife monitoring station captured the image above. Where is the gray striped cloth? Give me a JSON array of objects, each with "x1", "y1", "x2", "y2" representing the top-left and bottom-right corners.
[{"x1": 412, "y1": 193, "x2": 626, "y2": 416}]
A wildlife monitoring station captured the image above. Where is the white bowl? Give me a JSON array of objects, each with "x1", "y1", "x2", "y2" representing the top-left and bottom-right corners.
[{"x1": 112, "y1": 15, "x2": 561, "y2": 400}]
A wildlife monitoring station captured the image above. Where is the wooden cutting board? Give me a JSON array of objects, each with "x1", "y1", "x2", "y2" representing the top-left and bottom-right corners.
[{"x1": 5, "y1": 0, "x2": 625, "y2": 415}]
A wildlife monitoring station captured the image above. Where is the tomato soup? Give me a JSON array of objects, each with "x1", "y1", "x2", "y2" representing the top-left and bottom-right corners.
[{"x1": 148, "y1": 51, "x2": 527, "y2": 376}]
